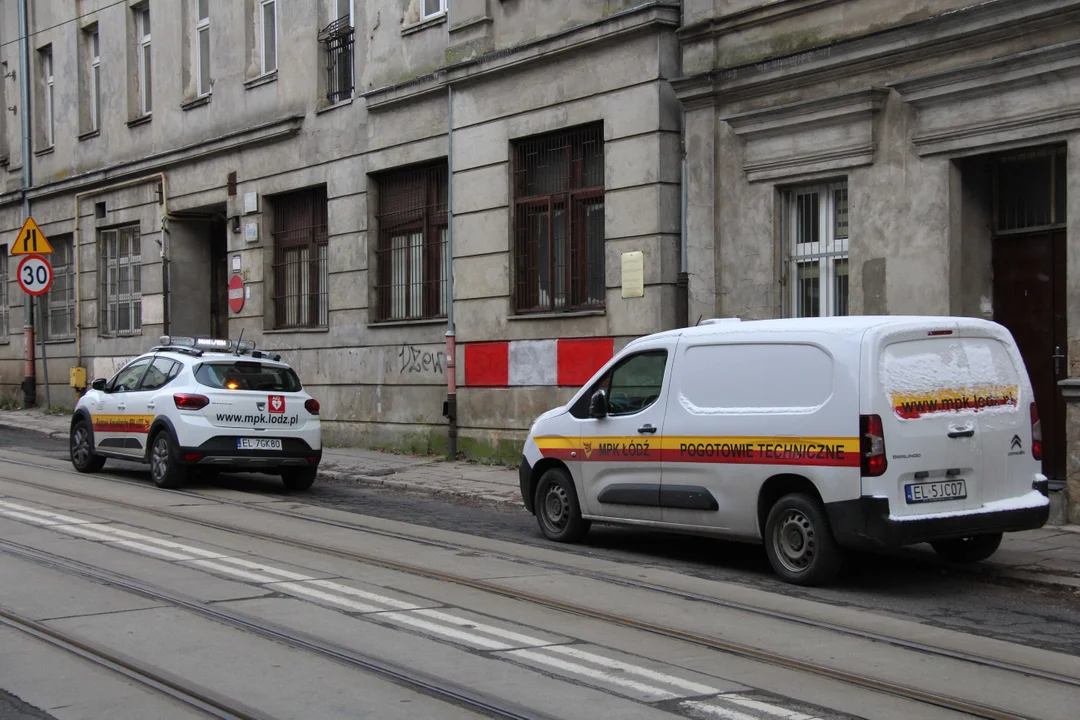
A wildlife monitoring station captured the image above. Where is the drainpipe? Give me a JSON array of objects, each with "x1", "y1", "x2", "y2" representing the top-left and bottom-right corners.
[
  {"x1": 445, "y1": 83, "x2": 457, "y2": 461},
  {"x1": 17, "y1": 0, "x2": 34, "y2": 406},
  {"x1": 676, "y1": 4, "x2": 689, "y2": 329}
]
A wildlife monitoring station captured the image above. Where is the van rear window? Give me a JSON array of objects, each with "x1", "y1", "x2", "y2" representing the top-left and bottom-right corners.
[
  {"x1": 881, "y1": 338, "x2": 1020, "y2": 419},
  {"x1": 195, "y1": 362, "x2": 302, "y2": 392}
]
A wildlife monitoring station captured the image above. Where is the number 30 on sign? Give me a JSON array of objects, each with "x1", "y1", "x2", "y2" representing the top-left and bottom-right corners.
[{"x1": 17, "y1": 254, "x2": 53, "y2": 296}]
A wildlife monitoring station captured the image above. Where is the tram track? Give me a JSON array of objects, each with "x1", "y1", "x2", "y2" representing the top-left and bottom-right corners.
[{"x1": 0, "y1": 456, "x2": 1077, "y2": 719}]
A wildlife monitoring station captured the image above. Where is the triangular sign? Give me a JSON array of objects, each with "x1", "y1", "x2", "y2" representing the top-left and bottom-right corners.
[{"x1": 11, "y1": 217, "x2": 53, "y2": 255}]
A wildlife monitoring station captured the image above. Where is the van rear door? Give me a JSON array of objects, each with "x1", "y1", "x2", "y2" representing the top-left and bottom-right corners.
[{"x1": 873, "y1": 326, "x2": 1004, "y2": 516}]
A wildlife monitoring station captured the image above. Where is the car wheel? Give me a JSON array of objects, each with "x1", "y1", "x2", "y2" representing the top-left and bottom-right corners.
[
  {"x1": 70, "y1": 419, "x2": 106, "y2": 473},
  {"x1": 282, "y1": 467, "x2": 317, "y2": 491},
  {"x1": 149, "y1": 430, "x2": 188, "y2": 489},
  {"x1": 764, "y1": 493, "x2": 843, "y2": 586},
  {"x1": 534, "y1": 467, "x2": 590, "y2": 543},
  {"x1": 930, "y1": 533, "x2": 1003, "y2": 563}
]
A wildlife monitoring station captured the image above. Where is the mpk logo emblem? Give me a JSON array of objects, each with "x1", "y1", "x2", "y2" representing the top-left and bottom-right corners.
[
  {"x1": 268, "y1": 395, "x2": 285, "y2": 414},
  {"x1": 582, "y1": 441, "x2": 593, "y2": 460}
]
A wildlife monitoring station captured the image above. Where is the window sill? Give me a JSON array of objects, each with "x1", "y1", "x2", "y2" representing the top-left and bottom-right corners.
[
  {"x1": 402, "y1": 13, "x2": 447, "y2": 36},
  {"x1": 127, "y1": 114, "x2": 152, "y2": 128},
  {"x1": 244, "y1": 71, "x2": 278, "y2": 90},
  {"x1": 181, "y1": 95, "x2": 212, "y2": 111},
  {"x1": 45, "y1": 337, "x2": 75, "y2": 345},
  {"x1": 368, "y1": 317, "x2": 447, "y2": 328},
  {"x1": 265, "y1": 326, "x2": 329, "y2": 334},
  {"x1": 34, "y1": 146, "x2": 55, "y2": 157},
  {"x1": 316, "y1": 96, "x2": 353, "y2": 115},
  {"x1": 508, "y1": 310, "x2": 606, "y2": 321},
  {"x1": 78, "y1": 129, "x2": 100, "y2": 142}
]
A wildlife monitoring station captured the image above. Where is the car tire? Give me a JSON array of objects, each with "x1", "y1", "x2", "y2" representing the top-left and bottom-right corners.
[
  {"x1": 764, "y1": 493, "x2": 844, "y2": 586},
  {"x1": 70, "y1": 419, "x2": 106, "y2": 473},
  {"x1": 930, "y1": 533, "x2": 1003, "y2": 563},
  {"x1": 534, "y1": 467, "x2": 590, "y2": 543},
  {"x1": 282, "y1": 467, "x2": 317, "y2": 491},
  {"x1": 149, "y1": 430, "x2": 188, "y2": 489}
]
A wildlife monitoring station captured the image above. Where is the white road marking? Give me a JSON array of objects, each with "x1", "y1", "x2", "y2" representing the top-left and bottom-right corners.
[
  {"x1": 308, "y1": 579, "x2": 420, "y2": 610},
  {"x1": 682, "y1": 700, "x2": 759, "y2": 720},
  {"x1": 412, "y1": 609, "x2": 553, "y2": 647},
  {"x1": 544, "y1": 645, "x2": 719, "y2": 695},
  {"x1": 506, "y1": 649, "x2": 677, "y2": 700},
  {"x1": 76, "y1": 524, "x2": 230, "y2": 559},
  {"x1": 215, "y1": 557, "x2": 313, "y2": 581},
  {"x1": 717, "y1": 694, "x2": 822, "y2": 720},
  {"x1": 0, "y1": 509, "x2": 62, "y2": 525},
  {"x1": 57, "y1": 525, "x2": 199, "y2": 562},
  {"x1": 380, "y1": 612, "x2": 515, "y2": 650},
  {"x1": 275, "y1": 582, "x2": 384, "y2": 613},
  {"x1": 187, "y1": 559, "x2": 281, "y2": 584},
  {"x1": 0, "y1": 501, "x2": 94, "y2": 524}
]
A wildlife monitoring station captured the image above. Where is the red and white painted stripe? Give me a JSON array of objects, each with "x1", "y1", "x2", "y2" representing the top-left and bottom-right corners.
[{"x1": 463, "y1": 338, "x2": 614, "y2": 387}]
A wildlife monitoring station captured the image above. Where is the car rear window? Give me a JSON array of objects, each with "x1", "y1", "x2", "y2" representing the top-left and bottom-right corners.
[
  {"x1": 881, "y1": 337, "x2": 1021, "y2": 420},
  {"x1": 195, "y1": 361, "x2": 302, "y2": 392}
]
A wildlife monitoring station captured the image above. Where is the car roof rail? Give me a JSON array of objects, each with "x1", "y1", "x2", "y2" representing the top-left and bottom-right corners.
[{"x1": 149, "y1": 345, "x2": 204, "y2": 358}]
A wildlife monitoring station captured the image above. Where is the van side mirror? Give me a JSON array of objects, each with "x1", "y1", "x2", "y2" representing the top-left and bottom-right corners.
[
  {"x1": 91, "y1": 378, "x2": 107, "y2": 392},
  {"x1": 589, "y1": 389, "x2": 609, "y2": 419}
]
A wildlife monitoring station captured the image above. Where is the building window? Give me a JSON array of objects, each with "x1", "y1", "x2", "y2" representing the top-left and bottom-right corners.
[
  {"x1": 196, "y1": 0, "x2": 211, "y2": 97},
  {"x1": 39, "y1": 46, "x2": 54, "y2": 148},
  {"x1": 785, "y1": 181, "x2": 849, "y2": 318},
  {"x1": 85, "y1": 28, "x2": 101, "y2": 133},
  {"x1": 319, "y1": 0, "x2": 353, "y2": 104},
  {"x1": 272, "y1": 187, "x2": 328, "y2": 328},
  {"x1": 42, "y1": 236, "x2": 75, "y2": 340},
  {"x1": 512, "y1": 124, "x2": 605, "y2": 314},
  {"x1": 423, "y1": 0, "x2": 447, "y2": 20},
  {"x1": 375, "y1": 163, "x2": 448, "y2": 322},
  {"x1": 994, "y1": 146, "x2": 1068, "y2": 234},
  {"x1": 99, "y1": 226, "x2": 142, "y2": 336},
  {"x1": 137, "y1": 5, "x2": 152, "y2": 115},
  {"x1": 260, "y1": 0, "x2": 277, "y2": 75},
  {"x1": 0, "y1": 247, "x2": 8, "y2": 342}
]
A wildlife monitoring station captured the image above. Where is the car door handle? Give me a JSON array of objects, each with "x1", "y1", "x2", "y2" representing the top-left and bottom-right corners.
[
  {"x1": 947, "y1": 428, "x2": 975, "y2": 438},
  {"x1": 117, "y1": 404, "x2": 126, "y2": 411},
  {"x1": 638, "y1": 424, "x2": 658, "y2": 435},
  {"x1": 146, "y1": 403, "x2": 155, "y2": 410}
]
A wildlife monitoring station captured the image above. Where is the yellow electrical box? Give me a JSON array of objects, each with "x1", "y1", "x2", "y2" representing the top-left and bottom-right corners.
[{"x1": 70, "y1": 366, "x2": 87, "y2": 390}]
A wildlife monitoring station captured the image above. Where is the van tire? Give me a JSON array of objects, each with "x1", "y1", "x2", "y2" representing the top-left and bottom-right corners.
[
  {"x1": 535, "y1": 467, "x2": 590, "y2": 543},
  {"x1": 282, "y1": 467, "x2": 317, "y2": 491},
  {"x1": 764, "y1": 493, "x2": 843, "y2": 586},
  {"x1": 930, "y1": 533, "x2": 1002, "y2": 564}
]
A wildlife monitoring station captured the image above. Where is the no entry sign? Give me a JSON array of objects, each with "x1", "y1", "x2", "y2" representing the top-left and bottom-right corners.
[
  {"x1": 228, "y1": 274, "x2": 245, "y2": 313},
  {"x1": 17, "y1": 254, "x2": 53, "y2": 297}
]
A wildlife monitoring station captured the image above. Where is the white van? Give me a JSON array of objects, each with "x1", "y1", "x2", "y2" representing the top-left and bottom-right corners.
[{"x1": 518, "y1": 316, "x2": 1050, "y2": 585}]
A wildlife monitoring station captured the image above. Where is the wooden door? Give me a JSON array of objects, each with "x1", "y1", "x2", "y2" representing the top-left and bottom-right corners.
[{"x1": 992, "y1": 231, "x2": 1067, "y2": 481}]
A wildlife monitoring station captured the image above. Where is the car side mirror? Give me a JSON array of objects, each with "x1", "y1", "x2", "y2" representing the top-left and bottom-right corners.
[
  {"x1": 91, "y1": 378, "x2": 107, "y2": 392},
  {"x1": 589, "y1": 389, "x2": 609, "y2": 419}
]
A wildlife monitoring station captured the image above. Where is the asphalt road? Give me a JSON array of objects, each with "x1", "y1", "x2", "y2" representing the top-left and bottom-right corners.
[{"x1": 4, "y1": 426, "x2": 1079, "y2": 663}]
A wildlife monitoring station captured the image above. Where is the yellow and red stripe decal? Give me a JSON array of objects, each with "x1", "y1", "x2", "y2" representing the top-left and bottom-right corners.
[
  {"x1": 91, "y1": 414, "x2": 155, "y2": 434},
  {"x1": 889, "y1": 384, "x2": 1019, "y2": 419},
  {"x1": 535, "y1": 436, "x2": 860, "y2": 467}
]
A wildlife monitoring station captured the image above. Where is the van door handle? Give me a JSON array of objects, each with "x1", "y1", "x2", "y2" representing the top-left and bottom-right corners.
[
  {"x1": 146, "y1": 402, "x2": 155, "y2": 410},
  {"x1": 947, "y1": 428, "x2": 975, "y2": 438},
  {"x1": 117, "y1": 403, "x2": 126, "y2": 411},
  {"x1": 638, "y1": 424, "x2": 658, "y2": 435}
]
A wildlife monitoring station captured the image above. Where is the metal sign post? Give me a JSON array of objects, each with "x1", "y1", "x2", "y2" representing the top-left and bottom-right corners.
[{"x1": 34, "y1": 296, "x2": 50, "y2": 409}]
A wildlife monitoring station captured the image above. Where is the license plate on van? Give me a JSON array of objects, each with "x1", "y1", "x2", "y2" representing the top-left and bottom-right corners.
[
  {"x1": 905, "y1": 480, "x2": 967, "y2": 504},
  {"x1": 237, "y1": 438, "x2": 282, "y2": 451}
]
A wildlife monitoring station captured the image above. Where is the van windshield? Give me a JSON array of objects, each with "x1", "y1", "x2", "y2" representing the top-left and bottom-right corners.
[
  {"x1": 881, "y1": 337, "x2": 1020, "y2": 420},
  {"x1": 195, "y1": 361, "x2": 303, "y2": 392}
]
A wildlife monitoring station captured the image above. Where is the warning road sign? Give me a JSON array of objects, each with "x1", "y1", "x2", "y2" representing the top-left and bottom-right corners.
[
  {"x1": 17, "y1": 254, "x2": 53, "y2": 296},
  {"x1": 11, "y1": 217, "x2": 53, "y2": 255}
]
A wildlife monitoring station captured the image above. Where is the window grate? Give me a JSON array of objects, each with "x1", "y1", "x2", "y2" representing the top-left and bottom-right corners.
[
  {"x1": 99, "y1": 226, "x2": 142, "y2": 336},
  {"x1": 375, "y1": 164, "x2": 448, "y2": 322},
  {"x1": 319, "y1": 15, "x2": 354, "y2": 105},
  {"x1": 512, "y1": 123, "x2": 605, "y2": 314},
  {"x1": 994, "y1": 146, "x2": 1067, "y2": 234},
  {"x1": 272, "y1": 187, "x2": 329, "y2": 329},
  {"x1": 785, "y1": 182, "x2": 849, "y2": 318}
]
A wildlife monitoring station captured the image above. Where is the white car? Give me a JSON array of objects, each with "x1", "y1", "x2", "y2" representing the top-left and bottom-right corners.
[{"x1": 70, "y1": 336, "x2": 322, "y2": 490}]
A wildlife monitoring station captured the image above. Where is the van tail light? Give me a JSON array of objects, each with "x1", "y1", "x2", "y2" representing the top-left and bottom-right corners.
[
  {"x1": 305, "y1": 398, "x2": 320, "y2": 416},
  {"x1": 174, "y1": 393, "x2": 210, "y2": 410},
  {"x1": 861, "y1": 414, "x2": 888, "y2": 477},
  {"x1": 1030, "y1": 402, "x2": 1042, "y2": 462}
]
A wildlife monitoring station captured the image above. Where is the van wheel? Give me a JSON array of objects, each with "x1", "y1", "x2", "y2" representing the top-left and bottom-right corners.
[
  {"x1": 149, "y1": 430, "x2": 188, "y2": 489},
  {"x1": 535, "y1": 467, "x2": 590, "y2": 543},
  {"x1": 765, "y1": 493, "x2": 843, "y2": 586},
  {"x1": 930, "y1": 533, "x2": 1002, "y2": 563},
  {"x1": 282, "y1": 467, "x2": 317, "y2": 491}
]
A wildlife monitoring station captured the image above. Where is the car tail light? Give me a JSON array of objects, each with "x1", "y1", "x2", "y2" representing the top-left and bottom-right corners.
[
  {"x1": 305, "y1": 398, "x2": 320, "y2": 416},
  {"x1": 183, "y1": 453, "x2": 203, "y2": 463},
  {"x1": 1030, "y1": 402, "x2": 1042, "y2": 462},
  {"x1": 174, "y1": 393, "x2": 210, "y2": 410},
  {"x1": 861, "y1": 414, "x2": 888, "y2": 477}
]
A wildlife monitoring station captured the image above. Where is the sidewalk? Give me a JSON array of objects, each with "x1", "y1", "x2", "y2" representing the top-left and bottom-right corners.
[{"x1": 1, "y1": 408, "x2": 1078, "y2": 590}]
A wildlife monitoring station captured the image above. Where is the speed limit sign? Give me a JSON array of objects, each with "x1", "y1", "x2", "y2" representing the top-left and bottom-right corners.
[{"x1": 17, "y1": 254, "x2": 53, "y2": 297}]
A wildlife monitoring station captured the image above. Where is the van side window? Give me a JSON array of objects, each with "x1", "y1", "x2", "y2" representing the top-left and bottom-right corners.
[{"x1": 604, "y1": 351, "x2": 667, "y2": 416}]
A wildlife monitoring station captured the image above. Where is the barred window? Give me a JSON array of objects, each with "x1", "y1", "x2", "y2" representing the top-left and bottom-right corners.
[
  {"x1": 272, "y1": 186, "x2": 328, "y2": 328},
  {"x1": 513, "y1": 123, "x2": 605, "y2": 314},
  {"x1": 375, "y1": 163, "x2": 447, "y2": 322},
  {"x1": 785, "y1": 181, "x2": 849, "y2": 318},
  {"x1": 0, "y1": 246, "x2": 9, "y2": 343},
  {"x1": 99, "y1": 226, "x2": 142, "y2": 336},
  {"x1": 42, "y1": 235, "x2": 76, "y2": 340}
]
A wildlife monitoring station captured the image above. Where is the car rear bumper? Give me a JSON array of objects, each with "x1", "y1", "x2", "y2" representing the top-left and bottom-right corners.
[
  {"x1": 179, "y1": 437, "x2": 321, "y2": 470},
  {"x1": 826, "y1": 491, "x2": 1050, "y2": 547}
]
